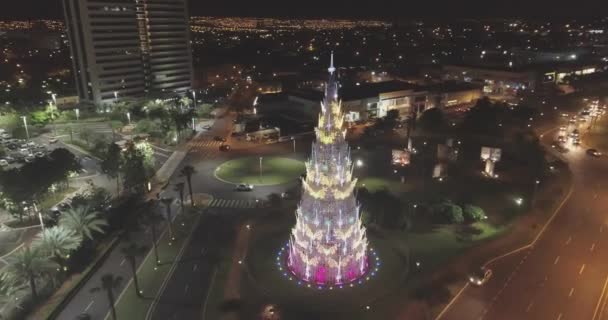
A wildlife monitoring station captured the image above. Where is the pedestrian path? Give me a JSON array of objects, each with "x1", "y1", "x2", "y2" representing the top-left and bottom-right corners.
[{"x1": 207, "y1": 198, "x2": 257, "y2": 209}]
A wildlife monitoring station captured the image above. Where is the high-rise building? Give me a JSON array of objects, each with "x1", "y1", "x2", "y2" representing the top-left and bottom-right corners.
[
  {"x1": 287, "y1": 55, "x2": 369, "y2": 286},
  {"x1": 62, "y1": 0, "x2": 192, "y2": 105}
]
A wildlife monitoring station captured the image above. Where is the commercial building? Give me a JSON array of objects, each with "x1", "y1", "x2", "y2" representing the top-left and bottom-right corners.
[
  {"x1": 287, "y1": 80, "x2": 482, "y2": 122},
  {"x1": 62, "y1": 0, "x2": 192, "y2": 106},
  {"x1": 443, "y1": 62, "x2": 599, "y2": 100}
]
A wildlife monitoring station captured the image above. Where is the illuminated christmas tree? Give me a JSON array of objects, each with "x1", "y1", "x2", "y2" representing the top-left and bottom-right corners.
[{"x1": 287, "y1": 54, "x2": 369, "y2": 285}]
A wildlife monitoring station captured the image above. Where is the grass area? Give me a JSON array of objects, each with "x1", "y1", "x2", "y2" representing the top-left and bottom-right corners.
[
  {"x1": 215, "y1": 156, "x2": 305, "y2": 186},
  {"x1": 111, "y1": 209, "x2": 201, "y2": 320},
  {"x1": 356, "y1": 176, "x2": 412, "y2": 193},
  {"x1": 406, "y1": 222, "x2": 506, "y2": 269},
  {"x1": 39, "y1": 187, "x2": 78, "y2": 211}
]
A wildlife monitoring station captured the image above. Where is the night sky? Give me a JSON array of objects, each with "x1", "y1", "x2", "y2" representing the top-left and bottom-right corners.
[{"x1": 1, "y1": 0, "x2": 606, "y2": 20}]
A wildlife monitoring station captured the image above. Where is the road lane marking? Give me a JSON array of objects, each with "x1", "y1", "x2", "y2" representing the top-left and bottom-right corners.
[
  {"x1": 557, "y1": 313, "x2": 563, "y2": 320},
  {"x1": 120, "y1": 258, "x2": 126, "y2": 266},
  {"x1": 193, "y1": 264, "x2": 198, "y2": 271},
  {"x1": 580, "y1": 264, "x2": 586, "y2": 275},
  {"x1": 566, "y1": 236, "x2": 572, "y2": 245},
  {"x1": 526, "y1": 301, "x2": 534, "y2": 312},
  {"x1": 569, "y1": 288, "x2": 575, "y2": 297},
  {"x1": 554, "y1": 256, "x2": 560, "y2": 265},
  {"x1": 84, "y1": 300, "x2": 94, "y2": 312},
  {"x1": 591, "y1": 243, "x2": 596, "y2": 252},
  {"x1": 435, "y1": 283, "x2": 470, "y2": 320}
]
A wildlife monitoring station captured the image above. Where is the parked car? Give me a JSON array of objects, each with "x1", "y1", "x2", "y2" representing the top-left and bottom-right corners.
[
  {"x1": 24, "y1": 156, "x2": 35, "y2": 163},
  {"x1": 235, "y1": 183, "x2": 254, "y2": 191},
  {"x1": 587, "y1": 148, "x2": 602, "y2": 157},
  {"x1": 0, "y1": 159, "x2": 8, "y2": 166},
  {"x1": 35, "y1": 152, "x2": 45, "y2": 158},
  {"x1": 203, "y1": 125, "x2": 212, "y2": 130},
  {"x1": 214, "y1": 136, "x2": 227, "y2": 142},
  {"x1": 4, "y1": 156, "x2": 15, "y2": 163},
  {"x1": 219, "y1": 144, "x2": 231, "y2": 151},
  {"x1": 469, "y1": 267, "x2": 492, "y2": 286},
  {"x1": 49, "y1": 137, "x2": 58, "y2": 143}
]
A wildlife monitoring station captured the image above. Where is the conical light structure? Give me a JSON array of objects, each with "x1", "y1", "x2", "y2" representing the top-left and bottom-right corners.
[{"x1": 287, "y1": 54, "x2": 369, "y2": 285}]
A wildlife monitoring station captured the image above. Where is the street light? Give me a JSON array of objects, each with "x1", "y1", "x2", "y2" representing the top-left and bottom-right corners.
[
  {"x1": 259, "y1": 156, "x2": 263, "y2": 181},
  {"x1": 75, "y1": 108, "x2": 80, "y2": 121},
  {"x1": 126, "y1": 112, "x2": 131, "y2": 124},
  {"x1": 292, "y1": 136, "x2": 296, "y2": 153},
  {"x1": 191, "y1": 90, "x2": 196, "y2": 109},
  {"x1": 515, "y1": 197, "x2": 523, "y2": 206},
  {"x1": 356, "y1": 159, "x2": 363, "y2": 167},
  {"x1": 21, "y1": 116, "x2": 29, "y2": 140}
]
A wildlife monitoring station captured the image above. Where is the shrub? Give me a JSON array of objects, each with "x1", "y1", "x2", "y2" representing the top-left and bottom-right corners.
[{"x1": 463, "y1": 204, "x2": 485, "y2": 222}]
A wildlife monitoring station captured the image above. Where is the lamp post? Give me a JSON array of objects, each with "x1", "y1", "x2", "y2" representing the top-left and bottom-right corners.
[
  {"x1": 533, "y1": 179, "x2": 540, "y2": 205},
  {"x1": 114, "y1": 91, "x2": 118, "y2": 104},
  {"x1": 259, "y1": 156, "x2": 263, "y2": 182},
  {"x1": 292, "y1": 136, "x2": 296, "y2": 153},
  {"x1": 126, "y1": 112, "x2": 131, "y2": 124},
  {"x1": 75, "y1": 108, "x2": 80, "y2": 121},
  {"x1": 21, "y1": 116, "x2": 29, "y2": 140},
  {"x1": 192, "y1": 90, "x2": 196, "y2": 109},
  {"x1": 33, "y1": 202, "x2": 44, "y2": 230}
]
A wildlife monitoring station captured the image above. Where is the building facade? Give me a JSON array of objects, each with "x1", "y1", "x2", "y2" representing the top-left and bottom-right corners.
[{"x1": 63, "y1": 0, "x2": 192, "y2": 105}]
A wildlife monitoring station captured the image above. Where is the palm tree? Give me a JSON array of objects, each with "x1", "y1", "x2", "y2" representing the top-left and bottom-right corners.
[
  {"x1": 0, "y1": 269, "x2": 28, "y2": 310},
  {"x1": 180, "y1": 165, "x2": 197, "y2": 207},
  {"x1": 160, "y1": 197, "x2": 175, "y2": 240},
  {"x1": 59, "y1": 205, "x2": 108, "y2": 242},
  {"x1": 2, "y1": 246, "x2": 59, "y2": 299},
  {"x1": 120, "y1": 243, "x2": 147, "y2": 297},
  {"x1": 33, "y1": 226, "x2": 82, "y2": 270},
  {"x1": 91, "y1": 273, "x2": 122, "y2": 320},
  {"x1": 141, "y1": 206, "x2": 164, "y2": 265},
  {"x1": 174, "y1": 182, "x2": 185, "y2": 214}
]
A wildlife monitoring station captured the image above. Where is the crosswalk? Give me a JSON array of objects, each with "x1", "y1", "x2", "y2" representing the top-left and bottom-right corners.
[
  {"x1": 207, "y1": 198, "x2": 258, "y2": 209},
  {"x1": 188, "y1": 139, "x2": 223, "y2": 148}
]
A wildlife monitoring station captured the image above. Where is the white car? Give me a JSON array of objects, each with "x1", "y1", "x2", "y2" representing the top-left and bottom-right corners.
[
  {"x1": 469, "y1": 268, "x2": 492, "y2": 286},
  {"x1": 235, "y1": 183, "x2": 254, "y2": 191},
  {"x1": 0, "y1": 159, "x2": 8, "y2": 166}
]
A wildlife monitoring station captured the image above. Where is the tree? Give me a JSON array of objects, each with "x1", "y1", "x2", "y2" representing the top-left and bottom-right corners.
[
  {"x1": 460, "y1": 97, "x2": 504, "y2": 135},
  {"x1": 120, "y1": 243, "x2": 147, "y2": 297},
  {"x1": 102, "y1": 143, "x2": 123, "y2": 194},
  {"x1": 174, "y1": 182, "x2": 185, "y2": 213},
  {"x1": 463, "y1": 204, "x2": 485, "y2": 223},
  {"x1": 122, "y1": 143, "x2": 148, "y2": 194},
  {"x1": 161, "y1": 197, "x2": 175, "y2": 240},
  {"x1": 91, "y1": 274, "x2": 122, "y2": 320},
  {"x1": 48, "y1": 148, "x2": 81, "y2": 187},
  {"x1": 180, "y1": 165, "x2": 197, "y2": 207},
  {"x1": 430, "y1": 200, "x2": 464, "y2": 224},
  {"x1": 2, "y1": 246, "x2": 58, "y2": 299},
  {"x1": 418, "y1": 107, "x2": 447, "y2": 132},
  {"x1": 59, "y1": 206, "x2": 108, "y2": 242},
  {"x1": 141, "y1": 204, "x2": 164, "y2": 265},
  {"x1": 33, "y1": 226, "x2": 82, "y2": 269}
]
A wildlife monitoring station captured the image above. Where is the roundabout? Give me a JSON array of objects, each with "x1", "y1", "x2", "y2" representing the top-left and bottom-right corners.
[{"x1": 214, "y1": 156, "x2": 305, "y2": 186}]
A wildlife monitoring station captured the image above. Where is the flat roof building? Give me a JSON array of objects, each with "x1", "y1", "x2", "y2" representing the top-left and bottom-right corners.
[{"x1": 62, "y1": 0, "x2": 192, "y2": 106}]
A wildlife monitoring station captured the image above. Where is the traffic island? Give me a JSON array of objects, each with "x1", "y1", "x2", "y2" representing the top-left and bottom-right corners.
[{"x1": 214, "y1": 156, "x2": 305, "y2": 186}]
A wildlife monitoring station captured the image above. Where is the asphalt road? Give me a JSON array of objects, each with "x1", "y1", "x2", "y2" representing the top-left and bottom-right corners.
[{"x1": 439, "y1": 122, "x2": 608, "y2": 320}]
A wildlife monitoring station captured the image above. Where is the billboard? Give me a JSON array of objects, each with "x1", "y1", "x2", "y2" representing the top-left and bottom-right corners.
[{"x1": 392, "y1": 149, "x2": 411, "y2": 166}]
